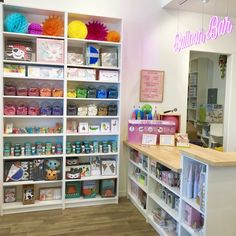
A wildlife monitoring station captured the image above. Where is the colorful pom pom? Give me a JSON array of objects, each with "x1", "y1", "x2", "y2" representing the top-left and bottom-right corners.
[
  {"x1": 86, "y1": 20, "x2": 108, "y2": 41},
  {"x1": 4, "y1": 13, "x2": 28, "y2": 33},
  {"x1": 106, "y1": 31, "x2": 121, "y2": 42},
  {"x1": 42, "y1": 16, "x2": 64, "y2": 36},
  {"x1": 68, "y1": 20, "x2": 88, "y2": 39},
  {"x1": 28, "y1": 23, "x2": 42, "y2": 35}
]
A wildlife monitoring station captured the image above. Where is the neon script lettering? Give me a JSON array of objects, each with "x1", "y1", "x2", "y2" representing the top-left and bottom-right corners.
[{"x1": 174, "y1": 16, "x2": 234, "y2": 52}]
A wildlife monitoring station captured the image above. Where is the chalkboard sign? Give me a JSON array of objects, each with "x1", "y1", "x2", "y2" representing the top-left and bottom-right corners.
[{"x1": 140, "y1": 70, "x2": 164, "y2": 102}]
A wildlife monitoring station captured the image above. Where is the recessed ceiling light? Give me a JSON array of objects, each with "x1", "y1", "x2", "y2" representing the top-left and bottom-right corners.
[{"x1": 202, "y1": 0, "x2": 209, "y2": 3}]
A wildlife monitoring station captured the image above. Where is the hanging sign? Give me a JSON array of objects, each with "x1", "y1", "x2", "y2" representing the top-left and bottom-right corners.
[{"x1": 174, "y1": 16, "x2": 234, "y2": 52}]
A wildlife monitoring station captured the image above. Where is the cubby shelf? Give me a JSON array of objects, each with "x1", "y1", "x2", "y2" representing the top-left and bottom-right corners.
[
  {"x1": 128, "y1": 174, "x2": 147, "y2": 193},
  {"x1": 149, "y1": 193, "x2": 178, "y2": 221},
  {"x1": 65, "y1": 175, "x2": 118, "y2": 182},
  {"x1": 67, "y1": 79, "x2": 120, "y2": 84},
  {"x1": 129, "y1": 159, "x2": 148, "y2": 174},
  {"x1": 182, "y1": 196, "x2": 205, "y2": 215},
  {"x1": 3, "y1": 31, "x2": 65, "y2": 40},
  {"x1": 3, "y1": 96, "x2": 63, "y2": 100},
  {"x1": 3, "y1": 133, "x2": 63, "y2": 137},
  {"x1": 149, "y1": 173, "x2": 180, "y2": 197},
  {"x1": 3, "y1": 60, "x2": 64, "y2": 66},
  {"x1": 3, "y1": 180, "x2": 62, "y2": 186},
  {"x1": 3, "y1": 154, "x2": 63, "y2": 160},
  {"x1": 1, "y1": 3, "x2": 122, "y2": 215},
  {"x1": 66, "y1": 152, "x2": 118, "y2": 157},
  {"x1": 3, "y1": 75, "x2": 64, "y2": 81}
]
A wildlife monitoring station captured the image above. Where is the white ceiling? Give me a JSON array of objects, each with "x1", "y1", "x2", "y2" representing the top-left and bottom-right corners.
[{"x1": 162, "y1": 0, "x2": 236, "y2": 18}]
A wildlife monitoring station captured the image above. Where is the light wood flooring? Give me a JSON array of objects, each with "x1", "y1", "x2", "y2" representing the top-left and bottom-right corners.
[{"x1": 0, "y1": 198, "x2": 159, "y2": 236}]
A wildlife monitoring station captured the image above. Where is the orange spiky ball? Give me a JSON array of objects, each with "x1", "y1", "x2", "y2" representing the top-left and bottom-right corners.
[
  {"x1": 106, "y1": 31, "x2": 120, "y2": 42},
  {"x1": 42, "y1": 16, "x2": 64, "y2": 36}
]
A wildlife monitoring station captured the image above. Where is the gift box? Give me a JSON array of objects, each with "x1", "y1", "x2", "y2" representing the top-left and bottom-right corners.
[{"x1": 36, "y1": 38, "x2": 64, "y2": 63}]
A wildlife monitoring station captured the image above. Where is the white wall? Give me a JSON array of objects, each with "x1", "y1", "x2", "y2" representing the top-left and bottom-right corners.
[{"x1": 4, "y1": 0, "x2": 236, "y2": 196}]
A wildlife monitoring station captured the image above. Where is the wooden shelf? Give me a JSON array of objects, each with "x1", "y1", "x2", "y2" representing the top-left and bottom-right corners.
[
  {"x1": 128, "y1": 174, "x2": 147, "y2": 193},
  {"x1": 129, "y1": 159, "x2": 148, "y2": 174}
]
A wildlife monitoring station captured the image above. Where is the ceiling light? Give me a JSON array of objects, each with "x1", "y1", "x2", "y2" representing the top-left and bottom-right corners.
[{"x1": 202, "y1": 0, "x2": 209, "y2": 3}]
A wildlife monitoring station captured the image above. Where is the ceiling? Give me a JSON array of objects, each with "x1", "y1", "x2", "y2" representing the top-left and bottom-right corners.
[{"x1": 162, "y1": 0, "x2": 236, "y2": 18}]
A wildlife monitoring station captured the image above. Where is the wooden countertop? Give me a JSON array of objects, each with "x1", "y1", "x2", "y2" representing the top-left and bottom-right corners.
[
  {"x1": 124, "y1": 141, "x2": 236, "y2": 170},
  {"x1": 124, "y1": 141, "x2": 181, "y2": 172},
  {"x1": 181, "y1": 144, "x2": 236, "y2": 167}
]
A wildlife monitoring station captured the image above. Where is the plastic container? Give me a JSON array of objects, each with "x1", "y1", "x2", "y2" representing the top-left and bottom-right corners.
[
  {"x1": 76, "y1": 87, "x2": 87, "y2": 98},
  {"x1": 28, "y1": 82, "x2": 40, "y2": 96},
  {"x1": 28, "y1": 101, "x2": 40, "y2": 115},
  {"x1": 40, "y1": 101, "x2": 52, "y2": 115},
  {"x1": 67, "y1": 88, "x2": 76, "y2": 98},
  {"x1": 67, "y1": 102, "x2": 77, "y2": 115},
  {"x1": 87, "y1": 86, "x2": 96, "y2": 98},
  {"x1": 16, "y1": 102, "x2": 28, "y2": 115},
  {"x1": 16, "y1": 82, "x2": 28, "y2": 96},
  {"x1": 98, "y1": 104, "x2": 108, "y2": 116},
  {"x1": 52, "y1": 85, "x2": 63, "y2": 97},
  {"x1": 108, "y1": 104, "x2": 118, "y2": 116},
  {"x1": 40, "y1": 83, "x2": 52, "y2": 97},
  {"x1": 4, "y1": 103, "x2": 16, "y2": 115},
  {"x1": 4, "y1": 83, "x2": 16, "y2": 96},
  {"x1": 107, "y1": 87, "x2": 118, "y2": 99},
  {"x1": 52, "y1": 102, "x2": 63, "y2": 115}
]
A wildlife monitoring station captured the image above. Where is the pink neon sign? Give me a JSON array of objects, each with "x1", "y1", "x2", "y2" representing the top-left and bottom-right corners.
[{"x1": 174, "y1": 16, "x2": 234, "y2": 52}]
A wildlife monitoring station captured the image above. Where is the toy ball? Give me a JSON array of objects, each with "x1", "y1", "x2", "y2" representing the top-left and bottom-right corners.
[
  {"x1": 42, "y1": 16, "x2": 64, "y2": 36},
  {"x1": 28, "y1": 23, "x2": 42, "y2": 35},
  {"x1": 68, "y1": 20, "x2": 88, "y2": 39},
  {"x1": 86, "y1": 20, "x2": 108, "y2": 41},
  {"x1": 4, "y1": 13, "x2": 28, "y2": 33},
  {"x1": 106, "y1": 31, "x2": 120, "y2": 42}
]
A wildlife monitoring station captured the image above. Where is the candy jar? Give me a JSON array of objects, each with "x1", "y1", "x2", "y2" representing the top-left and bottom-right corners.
[
  {"x1": 52, "y1": 84, "x2": 63, "y2": 97},
  {"x1": 4, "y1": 102, "x2": 16, "y2": 115},
  {"x1": 40, "y1": 83, "x2": 52, "y2": 97},
  {"x1": 28, "y1": 101, "x2": 40, "y2": 115},
  {"x1": 16, "y1": 102, "x2": 28, "y2": 115},
  {"x1": 16, "y1": 82, "x2": 28, "y2": 96},
  {"x1": 52, "y1": 101, "x2": 63, "y2": 115},
  {"x1": 4, "y1": 82, "x2": 16, "y2": 96},
  {"x1": 40, "y1": 101, "x2": 52, "y2": 115},
  {"x1": 28, "y1": 82, "x2": 39, "y2": 96}
]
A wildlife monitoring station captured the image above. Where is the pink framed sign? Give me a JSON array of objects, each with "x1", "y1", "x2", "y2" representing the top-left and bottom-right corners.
[{"x1": 140, "y1": 70, "x2": 164, "y2": 102}]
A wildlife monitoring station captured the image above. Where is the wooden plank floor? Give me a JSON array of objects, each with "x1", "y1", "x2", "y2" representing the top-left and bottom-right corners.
[{"x1": 0, "y1": 198, "x2": 159, "y2": 236}]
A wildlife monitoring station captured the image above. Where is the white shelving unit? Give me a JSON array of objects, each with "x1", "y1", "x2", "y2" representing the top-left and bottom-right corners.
[
  {"x1": 0, "y1": 4, "x2": 122, "y2": 215},
  {"x1": 125, "y1": 142, "x2": 236, "y2": 236}
]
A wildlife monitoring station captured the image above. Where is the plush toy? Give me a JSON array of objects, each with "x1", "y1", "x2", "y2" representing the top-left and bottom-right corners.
[
  {"x1": 46, "y1": 169, "x2": 58, "y2": 180},
  {"x1": 4, "y1": 13, "x2": 28, "y2": 33},
  {"x1": 106, "y1": 31, "x2": 120, "y2": 42},
  {"x1": 68, "y1": 20, "x2": 88, "y2": 39},
  {"x1": 42, "y1": 16, "x2": 64, "y2": 36},
  {"x1": 46, "y1": 159, "x2": 61, "y2": 170},
  {"x1": 86, "y1": 20, "x2": 108, "y2": 41}
]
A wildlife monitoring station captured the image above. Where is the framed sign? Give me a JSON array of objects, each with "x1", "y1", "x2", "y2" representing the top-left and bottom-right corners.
[{"x1": 140, "y1": 70, "x2": 164, "y2": 102}]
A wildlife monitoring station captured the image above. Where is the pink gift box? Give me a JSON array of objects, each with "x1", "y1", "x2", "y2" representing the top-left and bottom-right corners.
[
  {"x1": 36, "y1": 38, "x2": 64, "y2": 63},
  {"x1": 128, "y1": 120, "x2": 176, "y2": 144}
]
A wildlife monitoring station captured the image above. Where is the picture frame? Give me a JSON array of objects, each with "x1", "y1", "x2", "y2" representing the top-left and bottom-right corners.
[
  {"x1": 22, "y1": 184, "x2": 35, "y2": 205},
  {"x1": 159, "y1": 134, "x2": 175, "y2": 146},
  {"x1": 4, "y1": 186, "x2": 16, "y2": 203},
  {"x1": 39, "y1": 187, "x2": 62, "y2": 201},
  {"x1": 140, "y1": 70, "x2": 164, "y2": 102},
  {"x1": 142, "y1": 134, "x2": 157, "y2": 145}
]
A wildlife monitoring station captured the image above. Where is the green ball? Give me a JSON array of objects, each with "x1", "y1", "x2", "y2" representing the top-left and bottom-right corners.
[{"x1": 141, "y1": 104, "x2": 152, "y2": 114}]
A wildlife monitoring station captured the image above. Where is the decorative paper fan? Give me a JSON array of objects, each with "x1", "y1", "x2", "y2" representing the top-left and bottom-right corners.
[
  {"x1": 86, "y1": 20, "x2": 108, "y2": 41},
  {"x1": 42, "y1": 16, "x2": 64, "y2": 36}
]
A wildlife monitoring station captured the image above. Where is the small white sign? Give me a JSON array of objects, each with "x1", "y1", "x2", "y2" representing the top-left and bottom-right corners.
[{"x1": 142, "y1": 134, "x2": 157, "y2": 145}]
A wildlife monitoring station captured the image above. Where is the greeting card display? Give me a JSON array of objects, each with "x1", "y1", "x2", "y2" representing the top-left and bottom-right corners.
[
  {"x1": 23, "y1": 184, "x2": 35, "y2": 205},
  {"x1": 4, "y1": 187, "x2": 16, "y2": 203},
  {"x1": 37, "y1": 38, "x2": 64, "y2": 63},
  {"x1": 65, "y1": 182, "x2": 81, "y2": 199},
  {"x1": 100, "y1": 179, "x2": 116, "y2": 198},
  {"x1": 39, "y1": 187, "x2": 61, "y2": 201},
  {"x1": 101, "y1": 160, "x2": 116, "y2": 176}
]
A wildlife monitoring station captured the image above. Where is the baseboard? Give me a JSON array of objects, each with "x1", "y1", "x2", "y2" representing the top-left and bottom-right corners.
[{"x1": 118, "y1": 191, "x2": 127, "y2": 197}]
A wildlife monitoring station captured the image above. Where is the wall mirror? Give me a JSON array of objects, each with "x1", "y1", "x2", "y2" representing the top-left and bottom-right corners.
[{"x1": 187, "y1": 51, "x2": 227, "y2": 151}]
